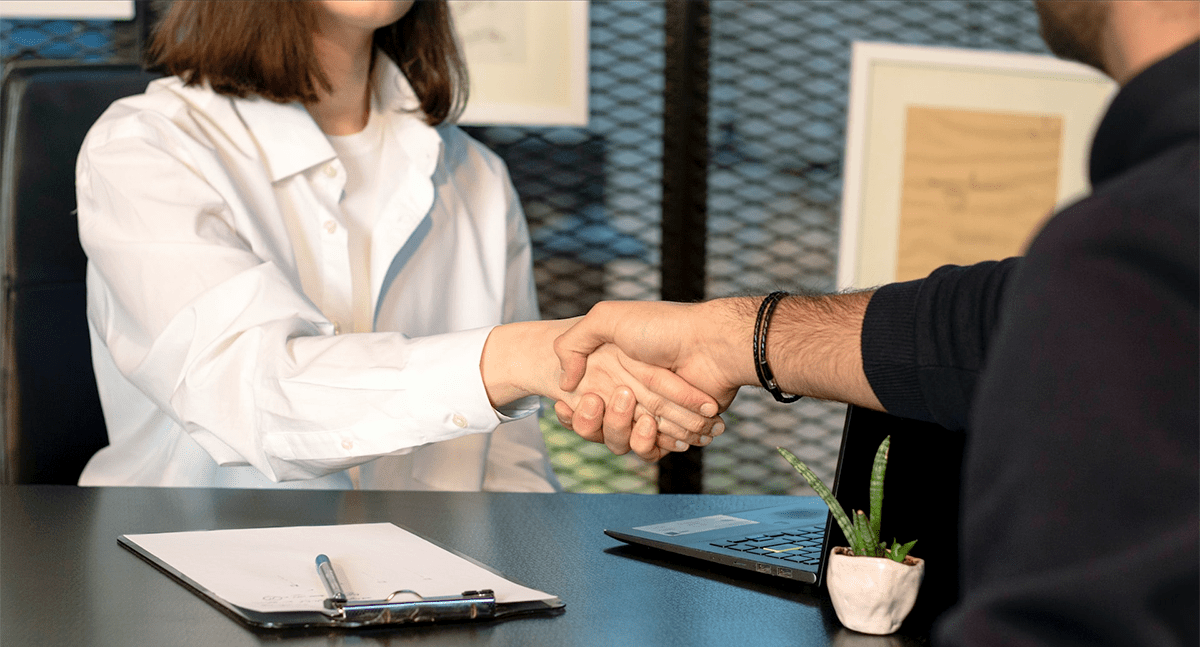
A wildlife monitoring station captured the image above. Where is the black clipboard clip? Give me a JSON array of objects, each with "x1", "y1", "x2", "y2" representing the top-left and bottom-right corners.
[
  {"x1": 317, "y1": 554, "x2": 496, "y2": 626},
  {"x1": 324, "y1": 588, "x2": 497, "y2": 625}
]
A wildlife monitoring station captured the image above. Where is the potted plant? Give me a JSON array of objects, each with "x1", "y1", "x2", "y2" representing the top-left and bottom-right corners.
[{"x1": 778, "y1": 436, "x2": 924, "y2": 635}]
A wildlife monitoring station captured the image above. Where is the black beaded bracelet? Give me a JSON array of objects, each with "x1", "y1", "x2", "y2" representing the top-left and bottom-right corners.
[{"x1": 754, "y1": 291, "x2": 802, "y2": 403}]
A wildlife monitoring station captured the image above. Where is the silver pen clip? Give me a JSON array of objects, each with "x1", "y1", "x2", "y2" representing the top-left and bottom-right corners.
[{"x1": 315, "y1": 553, "x2": 348, "y2": 606}]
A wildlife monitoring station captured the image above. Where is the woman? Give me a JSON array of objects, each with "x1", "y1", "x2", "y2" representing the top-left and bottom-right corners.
[{"x1": 75, "y1": 0, "x2": 718, "y2": 490}]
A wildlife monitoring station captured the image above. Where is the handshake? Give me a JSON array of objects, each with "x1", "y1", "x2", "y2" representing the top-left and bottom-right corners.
[{"x1": 482, "y1": 292, "x2": 880, "y2": 462}]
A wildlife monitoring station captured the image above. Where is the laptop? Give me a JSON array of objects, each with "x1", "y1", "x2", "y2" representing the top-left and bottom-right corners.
[{"x1": 605, "y1": 405, "x2": 966, "y2": 621}]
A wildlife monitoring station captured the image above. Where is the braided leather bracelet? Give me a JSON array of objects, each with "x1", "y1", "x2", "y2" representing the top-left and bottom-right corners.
[{"x1": 754, "y1": 291, "x2": 802, "y2": 403}]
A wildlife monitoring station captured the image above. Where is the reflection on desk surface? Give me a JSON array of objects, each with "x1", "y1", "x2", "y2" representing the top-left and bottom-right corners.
[{"x1": 1, "y1": 487, "x2": 935, "y2": 647}]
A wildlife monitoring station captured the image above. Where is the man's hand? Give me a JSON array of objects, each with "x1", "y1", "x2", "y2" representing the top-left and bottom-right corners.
[{"x1": 550, "y1": 293, "x2": 885, "y2": 453}]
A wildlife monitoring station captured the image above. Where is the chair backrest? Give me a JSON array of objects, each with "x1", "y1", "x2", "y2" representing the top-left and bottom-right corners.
[{"x1": 0, "y1": 61, "x2": 160, "y2": 484}]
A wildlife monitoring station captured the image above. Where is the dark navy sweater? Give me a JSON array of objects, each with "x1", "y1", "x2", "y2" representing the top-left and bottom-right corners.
[{"x1": 861, "y1": 42, "x2": 1199, "y2": 646}]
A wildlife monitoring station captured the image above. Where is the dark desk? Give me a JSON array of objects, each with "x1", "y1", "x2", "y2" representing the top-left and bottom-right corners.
[{"x1": 1, "y1": 486, "x2": 931, "y2": 646}]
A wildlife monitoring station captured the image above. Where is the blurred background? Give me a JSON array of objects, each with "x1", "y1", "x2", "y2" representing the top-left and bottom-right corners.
[{"x1": 0, "y1": 0, "x2": 1048, "y2": 495}]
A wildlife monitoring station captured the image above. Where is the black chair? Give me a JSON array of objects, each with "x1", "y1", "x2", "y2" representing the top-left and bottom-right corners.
[{"x1": 0, "y1": 61, "x2": 160, "y2": 484}]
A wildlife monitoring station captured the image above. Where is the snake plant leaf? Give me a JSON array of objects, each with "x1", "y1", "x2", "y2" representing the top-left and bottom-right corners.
[
  {"x1": 868, "y1": 436, "x2": 890, "y2": 549},
  {"x1": 777, "y1": 447, "x2": 860, "y2": 552},
  {"x1": 889, "y1": 538, "x2": 918, "y2": 563},
  {"x1": 852, "y1": 510, "x2": 878, "y2": 556}
]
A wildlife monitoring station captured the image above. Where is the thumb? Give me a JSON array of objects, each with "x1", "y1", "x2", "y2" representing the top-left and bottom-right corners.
[{"x1": 553, "y1": 315, "x2": 611, "y2": 391}]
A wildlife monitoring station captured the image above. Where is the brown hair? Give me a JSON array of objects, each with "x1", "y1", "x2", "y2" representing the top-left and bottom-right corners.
[{"x1": 148, "y1": 1, "x2": 467, "y2": 125}]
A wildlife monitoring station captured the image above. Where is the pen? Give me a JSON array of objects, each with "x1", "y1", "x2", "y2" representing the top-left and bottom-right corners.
[{"x1": 315, "y1": 554, "x2": 348, "y2": 604}]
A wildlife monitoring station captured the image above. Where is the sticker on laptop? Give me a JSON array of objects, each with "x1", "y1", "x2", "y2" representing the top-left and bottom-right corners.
[{"x1": 634, "y1": 514, "x2": 759, "y2": 537}]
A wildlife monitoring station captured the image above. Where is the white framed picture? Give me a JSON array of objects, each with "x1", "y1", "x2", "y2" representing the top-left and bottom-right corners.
[
  {"x1": 0, "y1": 1, "x2": 135, "y2": 19},
  {"x1": 451, "y1": 0, "x2": 589, "y2": 127},
  {"x1": 836, "y1": 41, "x2": 1116, "y2": 290}
]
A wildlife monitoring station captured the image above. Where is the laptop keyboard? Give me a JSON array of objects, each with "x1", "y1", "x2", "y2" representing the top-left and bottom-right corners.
[{"x1": 709, "y1": 525, "x2": 826, "y2": 565}]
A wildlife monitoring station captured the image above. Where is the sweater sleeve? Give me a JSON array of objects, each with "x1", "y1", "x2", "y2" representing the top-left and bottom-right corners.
[{"x1": 861, "y1": 257, "x2": 1020, "y2": 430}]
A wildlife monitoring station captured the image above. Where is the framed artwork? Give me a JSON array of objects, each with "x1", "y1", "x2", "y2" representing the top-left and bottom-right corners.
[
  {"x1": 452, "y1": 0, "x2": 590, "y2": 127},
  {"x1": 0, "y1": 1, "x2": 134, "y2": 19},
  {"x1": 836, "y1": 41, "x2": 1116, "y2": 289}
]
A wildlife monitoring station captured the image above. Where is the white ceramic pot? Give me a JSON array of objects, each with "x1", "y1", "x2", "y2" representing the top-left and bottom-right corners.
[{"x1": 826, "y1": 546, "x2": 925, "y2": 635}]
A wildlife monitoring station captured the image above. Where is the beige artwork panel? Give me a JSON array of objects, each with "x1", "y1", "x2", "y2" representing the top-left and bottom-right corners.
[{"x1": 894, "y1": 106, "x2": 1063, "y2": 282}]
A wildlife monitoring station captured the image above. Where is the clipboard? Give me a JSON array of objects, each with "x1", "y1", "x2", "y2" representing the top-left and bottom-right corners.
[{"x1": 118, "y1": 523, "x2": 564, "y2": 629}]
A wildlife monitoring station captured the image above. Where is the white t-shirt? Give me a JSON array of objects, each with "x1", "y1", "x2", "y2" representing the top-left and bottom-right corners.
[
  {"x1": 75, "y1": 57, "x2": 557, "y2": 491},
  {"x1": 326, "y1": 102, "x2": 391, "y2": 334}
]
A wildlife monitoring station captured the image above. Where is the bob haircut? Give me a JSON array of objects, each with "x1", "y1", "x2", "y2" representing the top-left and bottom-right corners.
[{"x1": 148, "y1": 0, "x2": 467, "y2": 125}]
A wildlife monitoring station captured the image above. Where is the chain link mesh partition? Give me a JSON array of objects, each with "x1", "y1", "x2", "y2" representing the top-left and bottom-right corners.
[
  {"x1": 704, "y1": 0, "x2": 1047, "y2": 494},
  {"x1": 1, "y1": 0, "x2": 1049, "y2": 494},
  {"x1": 463, "y1": 1, "x2": 668, "y2": 493},
  {"x1": 0, "y1": 18, "x2": 139, "y2": 66}
]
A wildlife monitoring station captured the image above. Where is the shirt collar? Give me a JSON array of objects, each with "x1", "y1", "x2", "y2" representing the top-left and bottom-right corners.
[
  {"x1": 373, "y1": 53, "x2": 423, "y2": 114},
  {"x1": 231, "y1": 54, "x2": 431, "y2": 183},
  {"x1": 1089, "y1": 40, "x2": 1199, "y2": 187}
]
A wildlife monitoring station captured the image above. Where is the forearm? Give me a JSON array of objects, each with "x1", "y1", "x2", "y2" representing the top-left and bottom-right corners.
[
  {"x1": 704, "y1": 293, "x2": 883, "y2": 410},
  {"x1": 764, "y1": 292, "x2": 882, "y2": 409}
]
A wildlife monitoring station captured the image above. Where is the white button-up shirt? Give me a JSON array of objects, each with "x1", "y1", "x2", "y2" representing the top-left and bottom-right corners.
[{"x1": 75, "y1": 58, "x2": 557, "y2": 491}]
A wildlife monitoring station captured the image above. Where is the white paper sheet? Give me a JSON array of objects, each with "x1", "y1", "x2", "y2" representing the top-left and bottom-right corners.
[{"x1": 122, "y1": 523, "x2": 552, "y2": 613}]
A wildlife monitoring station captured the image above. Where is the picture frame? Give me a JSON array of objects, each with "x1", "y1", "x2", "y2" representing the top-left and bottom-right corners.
[
  {"x1": 836, "y1": 41, "x2": 1116, "y2": 290},
  {"x1": 0, "y1": 1, "x2": 135, "y2": 20},
  {"x1": 452, "y1": 0, "x2": 590, "y2": 127}
]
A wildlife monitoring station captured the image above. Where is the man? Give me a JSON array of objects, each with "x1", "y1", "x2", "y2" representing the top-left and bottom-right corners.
[{"x1": 555, "y1": 1, "x2": 1198, "y2": 644}]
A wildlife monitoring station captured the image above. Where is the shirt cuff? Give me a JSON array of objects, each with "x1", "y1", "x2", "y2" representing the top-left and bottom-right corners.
[{"x1": 495, "y1": 395, "x2": 541, "y2": 422}]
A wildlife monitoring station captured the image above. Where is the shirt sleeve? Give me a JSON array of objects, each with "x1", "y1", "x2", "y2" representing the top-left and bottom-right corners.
[
  {"x1": 77, "y1": 112, "x2": 507, "y2": 483},
  {"x1": 490, "y1": 134, "x2": 543, "y2": 421},
  {"x1": 860, "y1": 257, "x2": 1020, "y2": 430},
  {"x1": 476, "y1": 134, "x2": 559, "y2": 491}
]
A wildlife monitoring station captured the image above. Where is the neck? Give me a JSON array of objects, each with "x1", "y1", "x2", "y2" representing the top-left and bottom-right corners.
[
  {"x1": 307, "y1": 22, "x2": 375, "y2": 135},
  {"x1": 1104, "y1": 1, "x2": 1200, "y2": 84}
]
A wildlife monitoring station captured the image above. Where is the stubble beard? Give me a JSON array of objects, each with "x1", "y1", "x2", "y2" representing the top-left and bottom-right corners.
[{"x1": 1034, "y1": 0, "x2": 1111, "y2": 74}]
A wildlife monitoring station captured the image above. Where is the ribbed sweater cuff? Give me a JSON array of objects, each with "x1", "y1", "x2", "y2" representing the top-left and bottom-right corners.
[{"x1": 862, "y1": 279, "x2": 932, "y2": 421}]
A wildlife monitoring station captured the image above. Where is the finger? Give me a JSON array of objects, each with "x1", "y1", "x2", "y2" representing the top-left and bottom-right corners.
[
  {"x1": 567, "y1": 394, "x2": 606, "y2": 444},
  {"x1": 629, "y1": 401, "x2": 708, "y2": 448},
  {"x1": 658, "y1": 412, "x2": 727, "y2": 446},
  {"x1": 620, "y1": 363, "x2": 720, "y2": 434},
  {"x1": 632, "y1": 394, "x2": 714, "y2": 440},
  {"x1": 657, "y1": 430, "x2": 695, "y2": 453},
  {"x1": 627, "y1": 357, "x2": 720, "y2": 418},
  {"x1": 602, "y1": 388, "x2": 636, "y2": 456},
  {"x1": 554, "y1": 400, "x2": 575, "y2": 431},
  {"x1": 655, "y1": 416, "x2": 707, "y2": 449},
  {"x1": 630, "y1": 414, "x2": 666, "y2": 462},
  {"x1": 602, "y1": 387, "x2": 637, "y2": 455},
  {"x1": 554, "y1": 313, "x2": 612, "y2": 392}
]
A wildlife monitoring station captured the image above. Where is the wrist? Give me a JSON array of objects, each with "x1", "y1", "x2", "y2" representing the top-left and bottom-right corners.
[
  {"x1": 700, "y1": 297, "x2": 760, "y2": 388},
  {"x1": 481, "y1": 321, "x2": 552, "y2": 407}
]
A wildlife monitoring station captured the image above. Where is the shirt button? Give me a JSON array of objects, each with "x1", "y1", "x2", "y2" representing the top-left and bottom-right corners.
[
  {"x1": 324, "y1": 220, "x2": 338, "y2": 234},
  {"x1": 323, "y1": 164, "x2": 337, "y2": 177},
  {"x1": 452, "y1": 414, "x2": 468, "y2": 428},
  {"x1": 341, "y1": 440, "x2": 353, "y2": 450},
  {"x1": 332, "y1": 322, "x2": 341, "y2": 335}
]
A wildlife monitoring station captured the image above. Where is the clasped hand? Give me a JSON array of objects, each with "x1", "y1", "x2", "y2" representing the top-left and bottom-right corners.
[
  {"x1": 548, "y1": 301, "x2": 749, "y2": 461},
  {"x1": 482, "y1": 316, "x2": 726, "y2": 462}
]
